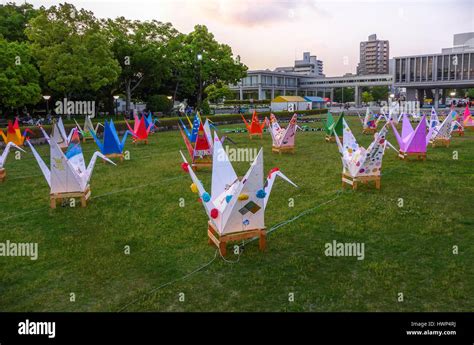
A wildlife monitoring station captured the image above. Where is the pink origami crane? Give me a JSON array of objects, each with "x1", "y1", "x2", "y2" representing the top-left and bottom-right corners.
[
  {"x1": 390, "y1": 114, "x2": 433, "y2": 155},
  {"x1": 462, "y1": 105, "x2": 473, "y2": 128}
]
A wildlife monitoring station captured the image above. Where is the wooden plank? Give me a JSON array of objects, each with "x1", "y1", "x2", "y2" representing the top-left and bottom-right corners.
[{"x1": 0, "y1": 168, "x2": 6, "y2": 182}]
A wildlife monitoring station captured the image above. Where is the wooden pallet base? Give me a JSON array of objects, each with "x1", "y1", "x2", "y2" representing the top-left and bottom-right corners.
[
  {"x1": 453, "y1": 130, "x2": 464, "y2": 137},
  {"x1": 272, "y1": 146, "x2": 295, "y2": 154},
  {"x1": 430, "y1": 138, "x2": 450, "y2": 148},
  {"x1": 362, "y1": 128, "x2": 377, "y2": 135},
  {"x1": 398, "y1": 151, "x2": 426, "y2": 160},
  {"x1": 325, "y1": 135, "x2": 342, "y2": 143},
  {"x1": 50, "y1": 186, "x2": 91, "y2": 209},
  {"x1": 207, "y1": 221, "x2": 266, "y2": 256},
  {"x1": 0, "y1": 168, "x2": 5, "y2": 182},
  {"x1": 192, "y1": 161, "x2": 212, "y2": 171},
  {"x1": 105, "y1": 153, "x2": 124, "y2": 162},
  {"x1": 82, "y1": 136, "x2": 94, "y2": 143},
  {"x1": 133, "y1": 139, "x2": 148, "y2": 145},
  {"x1": 342, "y1": 173, "x2": 380, "y2": 190},
  {"x1": 249, "y1": 133, "x2": 263, "y2": 139}
]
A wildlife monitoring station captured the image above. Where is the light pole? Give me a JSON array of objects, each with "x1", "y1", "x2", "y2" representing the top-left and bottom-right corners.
[
  {"x1": 43, "y1": 95, "x2": 51, "y2": 115},
  {"x1": 197, "y1": 53, "x2": 203, "y2": 110},
  {"x1": 113, "y1": 95, "x2": 120, "y2": 117}
]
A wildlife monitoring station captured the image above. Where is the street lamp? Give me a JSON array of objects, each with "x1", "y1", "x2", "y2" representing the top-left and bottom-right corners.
[
  {"x1": 113, "y1": 95, "x2": 120, "y2": 117},
  {"x1": 390, "y1": 93, "x2": 395, "y2": 98},
  {"x1": 43, "y1": 95, "x2": 51, "y2": 115},
  {"x1": 450, "y1": 92, "x2": 456, "y2": 97},
  {"x1": 197, "y1": 53, "x2": 203, "y2": 109}
]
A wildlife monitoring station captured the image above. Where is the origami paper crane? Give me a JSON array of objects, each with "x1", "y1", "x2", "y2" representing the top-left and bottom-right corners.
[
  {"x1": 179, "y1": 118, "x2": 213, "y2": 168},
  {"x1": 40, "y1": 117, "x2": 76, "y2": 150},
  {"x1": 27, "y1": 129, "x2": 115, "y2": 195},
  {"x1": 428, "y1": 107, "x2": 440, "y2": 129},
  {"x1": 450, "y1": 109, "x2": 464, "y2": 135},
  {"x1": 179, "y1": 113, "x2": 201, "y2": 143},
  {"x1": 0, "y1": 118, "x2": 34, "y2": 146},
  {"x1": 390, "y1": 114, "x2": 434, "y2": 157},
  {"x1": 144, "y1": 112, "x2": 159, "y2": 133},
  {"x1": 0, "y1": 142, "x2": 25, "y2": 181},
  {"x1": 335, "y1": 119, "x2": 389, "y2": 186},
  {"x1": 266, "y1": 113, "x2": 298, "y2": 151},
  {"x1": 180, "y1": 133, "x2": 297, "y2": 235},
  {"x1": 324, "y1": 112, "x2": 344, "y2": 141},
  {"x1": 429, "y1": 112, "x2": 453, "y2": 142},
  {"x1": 125, "y1": 115, "x2": 153, "y2": 143},
  {"x1": 91, "y1": 119, "x2": 132, "y2": 156},
  {"x1": 241, "y1": 110, "x2": 265, "y2": 138},
  {"x1": 74, "y1": 116, "x2": 102, "y2": 141},
  {"x1": 462, "y1": 105, "x2": 474, "y2": 129}
]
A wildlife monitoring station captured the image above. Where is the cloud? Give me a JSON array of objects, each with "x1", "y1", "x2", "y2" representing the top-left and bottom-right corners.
[{"x1": 194, "y1": 0, "x2": 331, "y2": 27}]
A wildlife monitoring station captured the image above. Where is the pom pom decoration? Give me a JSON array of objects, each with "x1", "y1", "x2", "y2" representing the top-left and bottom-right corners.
[
  {"x1": 202, "y1": 192, "x2": 211, "y2": 202},
  {"x1": 256, "y1": 189, "x2": 266, "y2": 199},
  {"x1": 225, "y1": 195, "x2": 232, "y2": 203},
  {"x1": 238, "y1": 193, "x2": 249, "y2": 201},
  {"x1": 181, "y1": 162, "x2": 189, "y2": 172},
  {"x1": 190, "y1": 183, "x2": 198, "y2": 193},
  {"x1": 210, "y1": 208, "x2": 219, "y2": 219},
  {"x1": 268, "y1": 167, "x2": 280, "y2": 178}
]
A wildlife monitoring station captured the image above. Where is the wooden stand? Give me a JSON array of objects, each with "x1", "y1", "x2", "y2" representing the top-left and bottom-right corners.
[
  {"x1": 0, "y1": 168, "x2": 6, "y2": 182},
  {"x1": 249, "y1": 132, "x2": 263, "y2": 139},
  {"x1": 207, "y1": 221, "x2": 266, "y2": 256},
  {"x1": 272, "y1": 146, "x2": 295, "y2": 154},
  {"x1": 362, "y1": 127, "x2": 376, "y2": 135},
  {"x1": 82, "y1": 136, "x2": 94, "y2": 143},
  {"x1": 398, "y1": 151, "x2": 426, "y2": 161},
  {"x1": 192, "y1": 160, "x2": 212, "y2": 171},
  {"x1": 105, "y1": 153, "x2": 124, "y2": 162},
  {"x1": 431, "y1": 138, "x2": 450, "y2": 148},
  {"x1": 342, "y1": 173, "x2": 380, "y2": 190},
  {"x1": 133, "y1": 138, "x2": 148, "y2": 145},
  {"x1": 50, "y1": 186, "x2": 91, "y2": 209},
  {"x1": 454, "y1": 129, "x2": 464, "y2": 137},
  {"x1": 325, "y1": 135, "x2": 342, "y2": 143}
]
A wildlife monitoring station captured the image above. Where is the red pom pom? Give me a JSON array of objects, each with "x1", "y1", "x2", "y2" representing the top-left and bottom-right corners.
[
  {"x1": 197, "y1": 198, "x2": 202, "y2": 203},
  {"x1": 268, "y1": 167, "x2": 280, "y2": 178},
  {"x1": 181, "y1": 162, "x2": 189, "y2": 172},
  {"x1": 210, "y1": 208, "x2": 219, "y2": 219}
]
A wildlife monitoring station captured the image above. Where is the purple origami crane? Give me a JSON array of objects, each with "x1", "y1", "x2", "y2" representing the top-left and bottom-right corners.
[{"x1": 390, "y1": 114, "x2": 434, "y2": 154}]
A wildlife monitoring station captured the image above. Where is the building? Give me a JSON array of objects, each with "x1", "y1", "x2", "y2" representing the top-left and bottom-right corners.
[
  {"x1": 271, "y1": 96, "x2": 311, "y2": 112},
  {"x1": 357, "y1": 34, "x2": 390, "y2": 75},
  {"x1": 393, "y1": 32, "x2": 474, "y2": 107},
  {"x1": 274, "y1": 52, "x2": 324, "y2": 77}
]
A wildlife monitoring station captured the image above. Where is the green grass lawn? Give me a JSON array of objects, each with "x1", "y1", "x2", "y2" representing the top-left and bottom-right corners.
[{"x1": 1, "y1": 117, "x2": 473, "y2": 312}]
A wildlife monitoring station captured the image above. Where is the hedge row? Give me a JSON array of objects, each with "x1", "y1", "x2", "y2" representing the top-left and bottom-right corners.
[
  {"x1": 223, "y1": 100, "x2": 271, "y2": 105},
  {"x1": 19, "y1": 109, "x2": 328, "y2": 139}
]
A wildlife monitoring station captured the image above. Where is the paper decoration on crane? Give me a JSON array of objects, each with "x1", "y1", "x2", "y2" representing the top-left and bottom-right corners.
[
  {"x1": 429, "y1": 112, "x2": 453, "y2": 148},
  {"x1": 462, "y1": 105, "x2": 474, "y2": 130},
  {"x1": 40, "y1": 117, "x2": 76, "y2": 151},
  {"x1": 179, "y1": 119, "x2": 213, "y2": 170},
  {"x1": 125, "y1": 115, "x2": 153, "y2": 144},
  {"x1": 266, "y1": 113, "x2": 298, "y2": 153},
  {"x1": 91, "y1": 119, "x2": 132, "y2": 161},
  {"x1": 0, "y1": 118, "x2": 34, "y2": 146},
  {"x1": 27, "y1": 130, "x2": 115, "y2": 208},
  {"x1": 241, "y1": 110, "x2": 265, "y2": 139},
  {"x1": 450, "y1": 109, "x2": 464, "y2": 136},
  {"x1": 335, "y1": 119, "x2": 388, "y2": 190},
  {"x1": 0, "y1": 142, "x2": 25, "y2": 182},
  {"x1": 180, "y1": 133, "x2": 297, "y2": 255},
  {"x1": 324, "y1": 112, "x2": 344, "y2": 142},
  {"x1": 179, "y1": 113, "x2": 201, "y2": 143},
  {"x1": 390, "y1": 114, "x2": 433, "y2": 160},
  {"x1": 360, "y1": 108, "x2": 377, "y2": 134},
  {"x1": 428, "y1": 107, "x2": 440, "y2": 129},
  {"x1": 74, "y1": 116, "x2": 102, "y2": 142}
]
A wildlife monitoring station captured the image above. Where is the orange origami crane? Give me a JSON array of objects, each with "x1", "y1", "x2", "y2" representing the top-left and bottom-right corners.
[
  {"x1": 124, "y1": 115, "x2": 153, "y2": 144},
  {"x1": 0, "y1": 118, "x2": 34, "y2": 146},
  {"x1": 241, "y1": 111, "x2": 265, "y2": 139}
]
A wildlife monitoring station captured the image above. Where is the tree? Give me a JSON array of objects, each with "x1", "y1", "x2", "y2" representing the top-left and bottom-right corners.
[
  {"x1": 361, "y1": 91, "x2": 374, "y2": 103},
  {"x1": 0, "y1": 2, "x2": 39, "y2": 42},
  {"x1": 146, "y1": 95, "x2": 172, "y2": 113},
  {"x1": 175, "y1": 25, "x2": 247, "y2": 109},
  {"x1": 26, "y1": 3, "x2": 121, "y2": 116},
  {"x1": 204, "y1": 82, "x2": 233, "y2": 104},
  {"x1": 103, "y1": 17, "x2": 178, "y2": 113},
  {"x1": 0, "y1": 38, "x2": 41, "y2": 111},
  {"x1": 333, "y1": 87, "x2": 355, "y2": 103},
  {"x1": 370, "y1": 86, "x2": 389, "y2": 102}
]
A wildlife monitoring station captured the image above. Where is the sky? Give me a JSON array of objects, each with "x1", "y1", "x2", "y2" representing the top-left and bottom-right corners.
[{"x1": 10, "y1": 0, "x2": 474, "y2": 77}]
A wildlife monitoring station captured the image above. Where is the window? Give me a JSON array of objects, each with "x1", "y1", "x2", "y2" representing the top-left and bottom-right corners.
[
  {"x1": 421, "y1": 57, "x2": 427, "y2": 81},
  {"x1": 443, "y1": 55, "x2": 449, "y2": 80},
  {"x1": 409, "y1": 58, "x2": 415, "y2": 81},
  {"x1": 427, "y1": 56, "x2": 433, "y2": 81},
  {"x1": 437, "y1": 56, "x2": 442, "y2": 80}
]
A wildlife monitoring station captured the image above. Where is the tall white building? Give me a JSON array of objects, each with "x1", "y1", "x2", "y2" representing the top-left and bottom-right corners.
[{"x1": 274, "y1": 52, "x2": 324, "y2": 77}]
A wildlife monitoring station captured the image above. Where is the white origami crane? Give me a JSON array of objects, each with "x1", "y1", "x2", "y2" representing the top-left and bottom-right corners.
[
  {"x1": 0, "y1": 142, "x2": 25, "y2": 169},
  {"x1": 181, "y1": 133, "x2": 297, "y2": 235},
  {"x1": 41, "y1": 117, "x2": 76, "y2": 150},
  {"x1": 27, "y1": 131, "x2": 115, "y2": 194},
  {"x1": 428, "y1": 107, "x2": 440, "y2": 129},
  {"x1": 335, "y1": 119, "x2": 389, "y2": 178},
  {"x1": 266, "y1": 113, "x2": 299, "y2": 148},
  {"x1": 429, "y1": 113, "x2": 453, "y2": 141}
]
